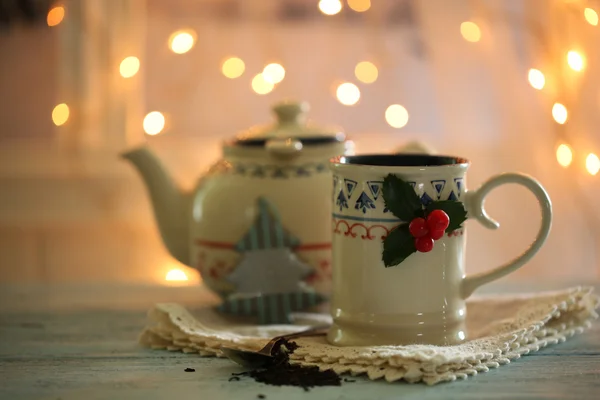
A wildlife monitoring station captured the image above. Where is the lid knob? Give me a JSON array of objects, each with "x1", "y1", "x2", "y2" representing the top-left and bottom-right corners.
[{"x1": 272, "y1": 101, "x2": 309, "y2": 125}]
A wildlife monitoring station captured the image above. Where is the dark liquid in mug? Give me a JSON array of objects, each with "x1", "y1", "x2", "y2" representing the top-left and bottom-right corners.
[{"x1": 337, "y1": 154, "x2": 469, "y2": 167}]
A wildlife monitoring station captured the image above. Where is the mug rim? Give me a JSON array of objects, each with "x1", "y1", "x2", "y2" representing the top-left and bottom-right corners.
[{"x1": 331, "y1": 153, "x2": 470, "y2": 172}]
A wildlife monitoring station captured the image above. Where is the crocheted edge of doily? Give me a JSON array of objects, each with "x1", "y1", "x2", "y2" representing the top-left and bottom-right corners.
[
  {"x1": 139, "y1": 316, "x2": 593, "y2": 385},
  {"x1": 138, "y1": 286, "x2": 599, "y2": 385}
]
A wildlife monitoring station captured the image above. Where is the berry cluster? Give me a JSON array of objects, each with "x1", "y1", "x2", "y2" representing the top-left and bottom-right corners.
[{"x1": 408, "y1": 209, "x2": 450, "y2": 253}]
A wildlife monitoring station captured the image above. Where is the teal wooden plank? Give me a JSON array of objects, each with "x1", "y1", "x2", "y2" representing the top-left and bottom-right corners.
[{"x1": 0, "y1": 283, "x2": 599, "y2": 400}]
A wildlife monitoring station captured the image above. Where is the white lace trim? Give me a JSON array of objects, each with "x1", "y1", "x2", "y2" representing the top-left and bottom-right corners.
[{"x1": 139, "y1": 286, "x2": 599, "y2": 385}]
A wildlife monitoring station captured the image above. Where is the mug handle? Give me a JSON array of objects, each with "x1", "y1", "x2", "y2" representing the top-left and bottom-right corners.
[{"x1": 460, "y1": 172, "x2": 553, "y2": 298}]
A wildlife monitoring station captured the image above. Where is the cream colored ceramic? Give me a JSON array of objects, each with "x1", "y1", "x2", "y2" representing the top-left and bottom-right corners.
[
  {"x1": 327, "y1": 154, "x2": 552, "y2": 346},
  {"x1": 122, "y1": 101, "x2": 347, "y2": 297}
]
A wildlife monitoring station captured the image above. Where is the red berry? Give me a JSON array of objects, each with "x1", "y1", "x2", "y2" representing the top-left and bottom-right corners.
[
  {"x1": 430, "y1": 229, "x2": 445, "y2": 240},
  {"x1": 409, "y1": 217, "x2": 429, "y2": 238},
  {"x1": 415, "y1": 235, "x2": 434, "y2": 252},
  {"x1": 427, "y1": 209, "x2": 450, "y2": 232}
]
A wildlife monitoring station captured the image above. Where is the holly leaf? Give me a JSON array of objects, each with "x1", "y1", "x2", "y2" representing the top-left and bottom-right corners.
[
  {"x1": 426, "y1": 200, "x2": 468, "y2": 232},
  {"x1": 382, "y1": 224, "x2": 417, "y2": 267},
  {"x1": 382, "y1": 174, "x2": 423, "y2": 221}
]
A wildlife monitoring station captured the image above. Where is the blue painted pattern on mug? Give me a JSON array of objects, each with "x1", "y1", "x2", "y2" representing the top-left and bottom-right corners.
[
  {"x1": 367, "y1": 180, "x2": 383, "y2": 200},
  {"x1": 454, "y1": 177, "x2": 464, "y2": 198},
  {"x1": 344, "y1": 179, "x2": 358, "y2": 199},
  {"x1": 336, "y1": 190, "x2": 349, "y2": 211},
  {"x1": 431, "y1": 179, "x2": 446, "y2": 199},
  {"x1": 334, "y1": 174, "x2": 465, "y2": 214},
  {"x1": 354, "y1": 191, "x2": 376, "y2": 213},
  {"x1": 421, "y1": 192, "x2": 434, "y2": 206}
]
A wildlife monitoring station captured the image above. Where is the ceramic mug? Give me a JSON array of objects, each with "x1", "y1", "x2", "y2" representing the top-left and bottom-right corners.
[{"x1": 327, "y1": 154, "x2": 552, "y2": 346}]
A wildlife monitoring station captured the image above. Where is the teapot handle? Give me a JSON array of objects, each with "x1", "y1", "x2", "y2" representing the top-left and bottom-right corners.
[{"x1": 266, "y1": 138, "x2": 303, "y2": 157}]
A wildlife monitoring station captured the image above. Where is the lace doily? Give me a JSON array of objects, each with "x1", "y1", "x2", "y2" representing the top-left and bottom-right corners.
[{"x1": 139, "y1": 286, "x2": 599, "y2": 385}]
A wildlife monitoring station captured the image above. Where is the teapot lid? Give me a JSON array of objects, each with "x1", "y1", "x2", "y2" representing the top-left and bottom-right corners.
[{"x1": 233, "y1": 100, "x2": 346, "y2": 147}]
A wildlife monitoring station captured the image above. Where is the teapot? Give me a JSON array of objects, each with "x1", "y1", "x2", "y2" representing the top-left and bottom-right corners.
[{"x1": 122, "y1": 101, "x2": 348, "y2": 297}]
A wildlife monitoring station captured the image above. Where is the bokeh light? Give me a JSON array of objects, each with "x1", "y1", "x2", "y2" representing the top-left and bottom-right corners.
[
  {"x1": 251, "y1": 73, "x2": 275, "y2": 95},
  {"x1": 165, "y1": 268, "x2": 189, "y2": 282},
  {"x1": 262, "y1": 63, "x2": 286, "y2": 84},
  {"x1": 355, "y1": 61, "x2": 378, "y2": 84},
  {"x1": 528, "y1": 69, "x2": 545, "y2": 90},
  {"x1": 552, "y1": 103, "x2": 568, "y2": 124},
  {"x1": 143, "y1": 112, "x2": 165, "y2": 135},
  {"x1": 336, "y1": 83, "x2": 361, "y2": 106},
  {"x1": 169, "y1": 30, "x2": 196, "y2": 54},
  {"x1": 221, "y1": 57, "x2": 246, "y2": 79},
  {"x1": 348, "y1": 0, "x2": 371, "y2": 12},
  {"x1": 221, "y1": 57, "x2": 245, "y2": 79},
  {"x1": 385, "y1": 104, "x2": 409, "y2": 128},
  {"x1": 584, "y1": 8, "x2": 598, "y2": 26},
  {"x1": 319, "y1": 0, "x2": 342, "y2": 15},
  {"x1": 119, "y1": 56, "x2": 140, "y2": 78},
  {"x1": 586, "y1": 153, "x2": 600, "y2": 175},
  {"x1": 567, "y1": 51, "x2": 585, "y2": 71},
  {"x1": 47, "y1": 6, "x2": 64, "y2": 27},
  {"x1": 52, "y1": 103, "x2": 69, "y2": 126},
  {"x1": 556, "y1": 144, "x2": 573, "y2": 167},
  {"x1": 460, "y1": 21, "x2": 481, "y2": 42}
]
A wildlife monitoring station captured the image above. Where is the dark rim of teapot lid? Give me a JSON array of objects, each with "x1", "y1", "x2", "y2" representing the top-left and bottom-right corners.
[
  {"x1": 234, "y1": 101, "x2": 345, "y2": 147},
  {"x1": 235, "y1": 135, "x2": 345, "y2": 147}
]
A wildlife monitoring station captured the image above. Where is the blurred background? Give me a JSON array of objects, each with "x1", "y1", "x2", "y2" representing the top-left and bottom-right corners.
[{"x1": 0, "y1": 0, "x2": 598, "y2": 287}]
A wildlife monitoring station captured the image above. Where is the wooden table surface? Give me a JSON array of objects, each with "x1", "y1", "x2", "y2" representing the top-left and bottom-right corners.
[{"x1": 1, "y1": 282, "x2": 599, "y2": 400}]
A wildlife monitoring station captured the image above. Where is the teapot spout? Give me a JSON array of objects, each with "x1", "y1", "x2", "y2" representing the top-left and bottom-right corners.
[{"x1": 121, "y1": 147, "x2": 190, "y2": 266}]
